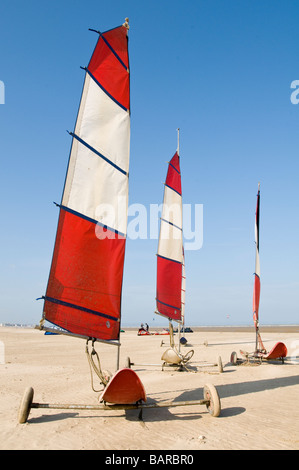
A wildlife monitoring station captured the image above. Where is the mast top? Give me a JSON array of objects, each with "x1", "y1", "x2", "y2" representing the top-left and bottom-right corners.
[
  {"x1": 123, "y1": 18, "x2": 129, "y2": 29},
  {"x1": 177, "y1": 128, "x2": 180, "y2": 156},
  {"x1": 258, "y1": 182, "x2": 260, "y2": 192}
]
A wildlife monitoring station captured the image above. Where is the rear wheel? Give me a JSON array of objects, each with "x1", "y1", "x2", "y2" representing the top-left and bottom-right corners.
[
  {"x1": 18, "y1": 387, "x2": 34, "y2": 424},
  {"x1": 218, "y1": 356, "x2": 223, "y2": 373},
  {"x1": 203, "y1": 383, "x2": 221, "y2": 417},
  {"x1": 230, "y1": 351, "x2": 237, "y2": 365}
]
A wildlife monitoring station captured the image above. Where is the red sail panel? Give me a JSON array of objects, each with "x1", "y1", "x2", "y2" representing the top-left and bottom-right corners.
[
  {"x1": 44, "y1": 209, "x2": 125, "y2": 340},
  {"x1": 88, "y1": 26, "x2": 130, "y2": 110},
  {"x1": 166, "y1": 152, "x2": 181, "y2": 195},
  {"x1": 156, "y1": 255, "x2": 182, "y2": 321}
]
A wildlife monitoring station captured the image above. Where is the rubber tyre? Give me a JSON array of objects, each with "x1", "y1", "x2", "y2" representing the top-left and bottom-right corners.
[
  {"x1": 230, "y1": 351, "x2": 237, "y2": 365},
  {"x1": 182, "y1": 349, "x2": 194, "y2": 363},
  {"x1": 218, "y1": 356, "x2": 223, "y2": 373},
  {"x1": 203, "y1": 383, "x2": 221, "y2": 417},
  {"x1": 18, "y1": 387, "x2": 34, "y2": 424}
]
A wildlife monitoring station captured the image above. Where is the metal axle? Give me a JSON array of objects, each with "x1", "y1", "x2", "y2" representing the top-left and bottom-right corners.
[
  {"x1": 31, "y1": 398, "x2": 209, "y2": 412},
  {"x1": 18, "y1": 383, "x2": 221, "y2": 423}
]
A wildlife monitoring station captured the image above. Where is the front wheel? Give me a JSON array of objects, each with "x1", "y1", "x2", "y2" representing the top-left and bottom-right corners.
[
  {"x1": 230, "y1": 351, "x2": 238, "y2": 365},
  {"x1": 203, "y1": 383, "x2": 221, "y2": 417}
]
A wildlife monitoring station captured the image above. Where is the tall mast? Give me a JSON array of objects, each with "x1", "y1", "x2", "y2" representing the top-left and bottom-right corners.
[{"x1": 253, "y1": 182, "x2": 261, "y2": 351}]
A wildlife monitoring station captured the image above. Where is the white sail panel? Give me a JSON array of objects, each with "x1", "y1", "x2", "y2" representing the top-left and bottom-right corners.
[
  {"x1": 161, "y1": 186, "x2": 182, "y2": 228},
  {"x1": 75, "y1": 74, "x2": 130, "y2": 171},
  {"x1": 62, "y1": 139, "x2": 129, "y2": 235},
  {"x1": 62, "y1": 74, "x2": 130, "y2": 235},
  {"x1": 158, "y1": 219, "x2": 182, "y2": 262}
]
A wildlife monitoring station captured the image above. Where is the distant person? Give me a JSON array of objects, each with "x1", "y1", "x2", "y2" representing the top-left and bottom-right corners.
[{"x1": 145, "y1": 323, "x2": 149, "y2": 331}]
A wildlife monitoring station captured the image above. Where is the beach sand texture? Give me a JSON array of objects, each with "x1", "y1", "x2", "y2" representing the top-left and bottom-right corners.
[{"x1": 0, "y1": 326, "x2": 298, "y2": 450}]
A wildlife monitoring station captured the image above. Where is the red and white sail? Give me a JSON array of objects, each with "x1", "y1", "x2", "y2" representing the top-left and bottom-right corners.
[
  {"x1": 156, "y1": 150, "x2": 183, "y2": 322},
  {"x1": 42, "y1": 22, "x2": 130, "y2": 341},
  {"x1": 253, "y1": 183, "x2": 261, "y2": 331}
]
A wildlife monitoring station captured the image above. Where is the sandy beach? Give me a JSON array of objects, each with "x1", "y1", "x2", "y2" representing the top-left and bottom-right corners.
[{"x1": 0, "y1": 325, "x2": 298, "y2": 450}]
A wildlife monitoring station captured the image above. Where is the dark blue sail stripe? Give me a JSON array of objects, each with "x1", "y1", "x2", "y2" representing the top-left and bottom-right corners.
[
  {"x1": 85, "y1": 68, "x2": 128, "y2": 112},
  {"x1": 169, "y1": 162, "x2": 180, "y2": 175},
  {"x1": 89, "y1": 28, "x2": 128, "y2": 71},
  {"x1": 156, "y1": 298, "x2": 181, "y2": 311},
  {"x1": 160, "y1": 217, "x2": 182, "y2": 231},
  {"x1": 57, "y1": 204, "x2": 126, "y2": 237},
  {"x1": 43, "y1": 296, "x2": 119, "y2": 322},
  {"x1": 99, "y1": 32, "x2": 128, "y2": 71},
  {"x1": 157, "y1": 254, "x2": 182, "y2": 265},
  {"x1": 69, "y1": 131, "x2": 128, "y2": 176},
  {"x1": 165, "y1": 183, "x2": 181, "y2": 196}
]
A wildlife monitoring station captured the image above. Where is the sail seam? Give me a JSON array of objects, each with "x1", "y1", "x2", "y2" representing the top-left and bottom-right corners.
[
  {"x1": 70, "y1": 132, "x2": 128, "y2": 176},
  {"x1": 157, "y1": 299, "x2": 181, "y2": 311},
  {"x1": 165, "y1": 183, "x2": 181, "y2": 196},
  {"x1": 58, "y1": 205, "x2": 126, "y2": 237},
  {"x1": 99, "y1": 32, "x2": 128, "y2": 71},
  {"x1": 160, "y1": 217, "x2": 182, "y2": 231},
  {"x1": 85, "y1": 68, "x2": 128, "y2": 112},
  {"x1": 169, "y1": 162, "x2": 180, "y2": 175},
  {"x1": 157, "y1": 254, "x2": 182, "y2": 265},
  {"x1": 43, "y1": 296, "x2": 119, "y2": 322},
  {"x1": 89, "y1": 29, "x2": 128, "y2": 71}
]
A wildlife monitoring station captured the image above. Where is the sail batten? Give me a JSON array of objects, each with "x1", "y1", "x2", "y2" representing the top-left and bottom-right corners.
[
  {"x1": 42, "y1": 23, "x2": 130, "y2": 341},
  {"x1": 85, "y1": 69, "x2": 129, "y2": 112},
  {"x1": 43, "y1": 296, "x2": 119, "y2": 322},
  {"x1": 69, "y1": 132, "x2": 128, "y2": 176}
]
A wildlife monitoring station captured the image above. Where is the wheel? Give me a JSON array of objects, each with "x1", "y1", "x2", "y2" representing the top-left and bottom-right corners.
[
  {"x1": 203, "y1": 383, "x2": 221, "y2": 417},
  {"x1": 125, "y1": 357, "x2": 131, "y2": 368},
  {"x1": 230, "y1": 351, "x2": 237, "y2": 365},
  {"x1": 182, "y1": 349, "x2": 194, "y2": 364},
  {"x1": 18, "y1": 387, "x2": 34, "y2": 424},
  {"x1": 218, "y1": 356, "x2": 223, "y2": 373}
]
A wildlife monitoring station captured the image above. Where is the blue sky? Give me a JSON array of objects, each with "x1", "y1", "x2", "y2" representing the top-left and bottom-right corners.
[{"x1": 0, "y1": 0, "x2": 298, "y2": 327}]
